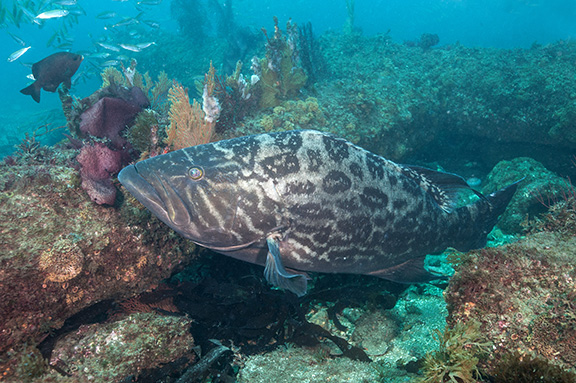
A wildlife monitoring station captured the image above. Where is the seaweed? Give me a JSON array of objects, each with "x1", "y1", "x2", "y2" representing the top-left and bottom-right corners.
[{"x1": 419, "y1": 320, "x2": 491, "y2": 383}]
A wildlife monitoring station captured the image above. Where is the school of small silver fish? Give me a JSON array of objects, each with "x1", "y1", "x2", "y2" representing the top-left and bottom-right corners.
[{"x1": 3, "y1": 0, "x2": 162, "y2": 86}]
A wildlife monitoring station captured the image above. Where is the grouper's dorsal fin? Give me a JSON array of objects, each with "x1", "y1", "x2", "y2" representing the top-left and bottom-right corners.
[
  {"x1": 264, "y1": 235, "x2": 308, "y2": 297},
  {"x1": 402, "y1": 165, "x2": 486, "y2": 212}
]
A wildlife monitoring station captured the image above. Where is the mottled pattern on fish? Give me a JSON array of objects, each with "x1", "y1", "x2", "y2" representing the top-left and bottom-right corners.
[{"x1": 119, "y1": 130, "x2": 518, "y2": 296}]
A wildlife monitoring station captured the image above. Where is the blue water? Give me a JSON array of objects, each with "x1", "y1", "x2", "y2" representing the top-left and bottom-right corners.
[{"x1": 1, "y1": 0, "x2": 576, "y2": 154}]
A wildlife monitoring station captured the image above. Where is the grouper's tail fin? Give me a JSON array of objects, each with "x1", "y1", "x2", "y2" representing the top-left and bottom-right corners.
[{"x1": 456, "y1": 179, "x2": 521, "y2": 251}]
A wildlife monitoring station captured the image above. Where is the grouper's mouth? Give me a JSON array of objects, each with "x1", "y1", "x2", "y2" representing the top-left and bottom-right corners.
[
  {"x1": 118, "y1": 163, "x2": 191, "y2": 228},
  {"x1": 118, "y1": 163, "x2": 263, "y2": 251}
]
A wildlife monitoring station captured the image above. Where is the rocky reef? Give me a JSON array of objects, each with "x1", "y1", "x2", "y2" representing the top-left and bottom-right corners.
[
  {"x1": 0, "y1": 146, "x2": 195, "y2": 380},
  {"x1": 3, "y1": 16, "x2": 576, "y2": 382}
]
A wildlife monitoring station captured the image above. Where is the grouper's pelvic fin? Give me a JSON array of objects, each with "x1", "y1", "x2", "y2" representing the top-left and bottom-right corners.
[{"x1": 264, "y1": 235, "x2": 309, "y2": 297}]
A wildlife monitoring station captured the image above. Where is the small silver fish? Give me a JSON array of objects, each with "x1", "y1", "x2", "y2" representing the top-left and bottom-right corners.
[
  {"x1": 89, "y1": 52, "x2": 111, "y2": 59},
  {"x1": 136, "y1": 42, "x2": 155, "y2": 49},
  {"x1": 110, "y1": 17, "x2": 139, "y2": 28},
  {"x1": 8, "y1": 46, "x2": 31, "y2": 62},
  {"x1": 101, "y1": 60, "x2": 120, "y2": 67},
  {"x1": 142, "y1": 20, "x2": 160, "y2": 29},
  {"x1": 97, "y1": 42, "x2": 120, "y2": 52},
  {"x1": 119, "y1": 43, "x2": 141, "y2": 52},
  {"x1": 35, "y1": 9, "x2": 69, "y2": 19},
  {"x1": 8, "y1": 32, "x2": 26, "y2": 47}
]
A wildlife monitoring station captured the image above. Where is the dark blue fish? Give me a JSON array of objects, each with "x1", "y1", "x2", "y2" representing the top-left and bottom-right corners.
[
  {"x1": 119, "y1": 130, "x2": 518, "y2": 296},
  {"x1": 20, "y1": 52, "x2": 82, "y2": 103}
]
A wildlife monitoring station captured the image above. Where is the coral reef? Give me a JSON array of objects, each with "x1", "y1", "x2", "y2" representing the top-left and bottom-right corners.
[
  {"x1": 126, "y1": 27, "x2": 576, "y2": 176},
  {"x1": 307, "y1": 35, "x2": 576, "y2": 168},
  {"x1": 254, "y1": 17, "x2": 308, "y2": 109},
  {"x1": 0, "y1": 149, "x2": 195, "y2": 379},
  {"x1": 444, "y1": 224, "x2": 576, "y2": 376},
  {"x1": 7, "y1": 21, "x2": 576, "y2": 383},
  {"x1": 257, "y1": 97, "x2": 327, "y2": 133}
]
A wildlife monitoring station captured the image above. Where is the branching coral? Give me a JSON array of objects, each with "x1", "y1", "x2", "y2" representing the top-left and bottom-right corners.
[
  {"x1": 101, "y1": 67, "x2": 125, "y2": 88},
  {"x1": 134, "y1": 70, "x2": 172, "y2": 111},
  {"x1": 165, "y1": 64, "x2": 220, "y2": 151}
]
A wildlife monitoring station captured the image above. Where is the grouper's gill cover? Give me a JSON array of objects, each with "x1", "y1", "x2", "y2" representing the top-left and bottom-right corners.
[{"x1": 118, "y1": 130, "x2": 519, "y2": 297}]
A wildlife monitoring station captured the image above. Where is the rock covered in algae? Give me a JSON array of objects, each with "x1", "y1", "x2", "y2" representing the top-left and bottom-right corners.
[
  {"x1": 445, "y1": 228, "x2": 576, "y2": 375},
  {"x1": 0, "y1": 149, "x2": 195, "y2": 362},
  {"x1": 45, "y1": 312, "x2": 194, "y2": 382},
  {"x1": 237, "y1": 345, "x2": 377, "y2": 383},
  {"x1": 482, "y1": 157, "x2": 575, "y2": 233}
]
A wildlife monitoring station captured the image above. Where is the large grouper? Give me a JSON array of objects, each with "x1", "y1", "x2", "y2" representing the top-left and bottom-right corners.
[{"x1": 118, "y1": 130, "x2": 518, "y2": 296}]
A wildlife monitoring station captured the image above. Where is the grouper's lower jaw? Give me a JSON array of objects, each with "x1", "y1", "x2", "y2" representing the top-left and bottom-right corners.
[{"x1": 118, "y1": 164, "x2": 170, "y2": 221}]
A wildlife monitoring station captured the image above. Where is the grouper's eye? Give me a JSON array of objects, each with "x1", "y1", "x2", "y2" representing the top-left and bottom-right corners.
[{"x1": 188, "y1": 166, "x2": 204, "y2": 180}]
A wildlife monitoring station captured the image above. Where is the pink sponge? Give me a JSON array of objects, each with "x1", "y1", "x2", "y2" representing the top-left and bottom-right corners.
[
  {"x1": 77, "y1": 143, "x2": 127, "y2": 205},
  {"x1": 79, "y1": 87, "x2": 149, "y2": 148}
]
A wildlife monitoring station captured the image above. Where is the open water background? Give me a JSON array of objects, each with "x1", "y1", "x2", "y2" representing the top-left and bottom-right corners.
[{"x1": 1, "y1": 0, "x2": 576, "y2": 155}]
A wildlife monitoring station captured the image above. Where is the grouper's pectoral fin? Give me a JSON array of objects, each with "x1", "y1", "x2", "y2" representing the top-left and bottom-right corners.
[
  {"x1": 264, "y1": 235, "x2": 308, "y2": 297},
  {"x1": 367, "y1": 257, "x2": 448, "y2": 283}
]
